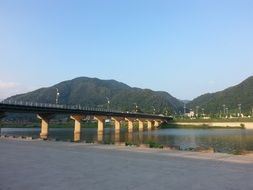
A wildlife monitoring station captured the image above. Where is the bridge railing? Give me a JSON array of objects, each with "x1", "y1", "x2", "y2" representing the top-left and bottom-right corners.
[
  {"x1": 0, "y1": 100, "x2": 171, "y2": 119},
  {"x1": 0, "y1": 100, "x2": 129, "y2": 114}
]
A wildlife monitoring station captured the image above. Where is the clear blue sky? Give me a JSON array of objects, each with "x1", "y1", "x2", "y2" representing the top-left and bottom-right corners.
[{"x1": 0, "y1": 0, "x2": 253, "y2": 100}]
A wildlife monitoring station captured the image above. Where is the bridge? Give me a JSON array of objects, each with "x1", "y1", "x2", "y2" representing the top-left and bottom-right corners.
[{"x1": 0, "y1": 101, "x2": 172, "y2": 140}]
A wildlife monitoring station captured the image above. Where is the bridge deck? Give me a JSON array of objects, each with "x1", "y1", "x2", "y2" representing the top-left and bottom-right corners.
[{"x1": 0, "y1": 102, "x2": 172, "y2": 121}]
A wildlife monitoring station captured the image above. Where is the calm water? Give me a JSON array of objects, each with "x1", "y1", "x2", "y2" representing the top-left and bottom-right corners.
[{"x1": 1, "y1": 127, "x2": 253, "y2": 153}]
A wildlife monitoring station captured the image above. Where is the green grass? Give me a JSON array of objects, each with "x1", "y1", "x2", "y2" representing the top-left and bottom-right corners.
[{"x1": 145, "y1": 140, "x2": 164, "y2": 149}]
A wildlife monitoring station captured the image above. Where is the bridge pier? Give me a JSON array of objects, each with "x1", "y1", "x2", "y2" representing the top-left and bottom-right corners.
[
  {"x1": 70, "y1": 115, "x2": 85, "y2": 134},
  {"x1": 94, "y1": 116, "x2": 106, "y2": 133},
  {"x1": 111, "y1": 117, "x2": 123, "y2": 133},
  {"x1": 37, "y1": 113, "x2": 53, "y2": 139},
  {"x1": 138, "y1": 119, "x2": 145, "y2": 131},
  {"x1": 154, "y1": 120, "x2": 161, "y2": 128},
  {"x1": 147, "y1": 120, "x2": 153, "y2": 130},
  {"x1": 125, "y1": 118, "x2": 135, "y2": 132}
]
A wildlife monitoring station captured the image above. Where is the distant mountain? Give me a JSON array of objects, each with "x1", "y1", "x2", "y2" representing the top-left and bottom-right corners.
[
  {"x1": 5, "y1": 77, "x2": 183, "y2": 114},
  {"x1": 188, "y1": 76, "x2": 253, "y2": 115},
  {"x1": 181, "y1": 100, "x2": 191, "y2": 104}
]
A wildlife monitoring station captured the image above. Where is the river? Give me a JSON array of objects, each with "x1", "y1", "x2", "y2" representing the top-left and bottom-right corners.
[{"x1": 1, "y1": 127, "x2": 253, "y2": 154}]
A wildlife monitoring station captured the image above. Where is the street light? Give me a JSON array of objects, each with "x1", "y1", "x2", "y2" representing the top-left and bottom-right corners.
[
  {"x1": 55, "y1": 88, "x2": 60, "y2": 104},
  {"x1": 134, "y1": 103, "x2": 138, "y2": 113},
  {"x1": 152, "y1": 106, "x2": 156, "y2": 114},
  {"x1": 226, "y1": 107, "x2": 229, "y2": 118},
  {"x1": 238, "y1": 104, "x2": 241, "y2": 117},
  {"x1": 106, "y1": 97, "x2": 110, "y2": 110},
  {"x1": 196, "y1": 106, "x2": 199, "y2": 117},
  {"x1": 222, "y1": 104, "x2": 226, "y2": 117},
  {"x1": 164, "y1": 109, "x2": 168, "y2": 116}
]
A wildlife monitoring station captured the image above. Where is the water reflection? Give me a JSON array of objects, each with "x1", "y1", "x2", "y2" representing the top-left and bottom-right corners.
[
  {"x1": 138, "y1": 131, "x2": 143, "y2": 142},
  {"x1": 97, "y1": 131, "x2": 103, "y2": 143},
  {"x1": 114, "y1": 131, "x2": 120, "y2": 143},
  {"x1": 74, "y1": 133, "x2": 81, "y2": 142},
  {"x1": 127, "y1": 132, "x2": 133, "y2": 142},
  {"x1": 1, "y1": 128, "x2": 253, "y2": 153}
]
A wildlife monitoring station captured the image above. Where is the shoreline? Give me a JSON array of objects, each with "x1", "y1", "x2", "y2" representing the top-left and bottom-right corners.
[
  {"x1": 168, "y1": 121, "x2": 253, "y2": 129},
  {"x1": 1, "y1": 137, "x2": 253, "y2": 161}
]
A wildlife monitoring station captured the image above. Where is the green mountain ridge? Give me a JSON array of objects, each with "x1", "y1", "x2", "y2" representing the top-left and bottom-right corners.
[
  {"x1": 5, "y1": 77, "x2": 183, "y2": 114},
  {"x1": 188, "y1": 76, "x2": 253, "y2": 116}
]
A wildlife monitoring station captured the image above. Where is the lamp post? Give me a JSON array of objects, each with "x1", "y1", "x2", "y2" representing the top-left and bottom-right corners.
[
  {"x1": 165, "y1": 109, "x2": 168, "y2": 116},
  {"x1": 226, "y1": 107, "x2": 229, "y2": 118},
  {"x1": 134, "y1": 103, "x2": 138, "y2": 113},
  {"x1": 152, "y1": 106, "x2": 156, "y2": 114},
  {"x1": 196, "y1": 106, "x2": 199, "y2": 117},
  {"x1": 222, "y1": 104, "x2": 226, "y2": 117},
  {"x1": 106, "y1": 97, "x2": 110, "y2": 110},
  {"x1": 55, "y1": 88, "x2": 60, "y2": 104},
  {"x1": 238, "y1": 104, "x2": 241, "y2": 117}
]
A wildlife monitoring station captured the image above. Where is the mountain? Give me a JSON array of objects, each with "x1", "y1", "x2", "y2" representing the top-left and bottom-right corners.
[
  {"x1": 188, "y1": 76, "x2": 253, "y2": 116},
  {"x1": 5, "y1": 77, "x2": 183, "y2": 114}
]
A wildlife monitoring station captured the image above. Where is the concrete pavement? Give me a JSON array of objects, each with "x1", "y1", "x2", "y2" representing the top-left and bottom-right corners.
[{"x1": 0, "y1": 139, "x2": 253, "y2": 190}]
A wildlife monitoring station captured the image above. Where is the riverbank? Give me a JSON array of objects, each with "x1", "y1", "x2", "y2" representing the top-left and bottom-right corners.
[
  {"x1": 0, "y1": 139, "x2": 253, "y2": 190},
  {"x1": 169, "y1": 122, "x2": 253, "y2": 129}
]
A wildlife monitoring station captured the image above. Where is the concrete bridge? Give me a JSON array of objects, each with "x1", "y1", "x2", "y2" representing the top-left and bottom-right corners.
[{"x1": 0, "y1": 101, "x2": 172, "y2": 140}]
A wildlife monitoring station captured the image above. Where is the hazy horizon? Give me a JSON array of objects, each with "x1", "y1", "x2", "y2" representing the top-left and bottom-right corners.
[{"x1": 1, "y1": 1, "x2": 253, "y2": 100}]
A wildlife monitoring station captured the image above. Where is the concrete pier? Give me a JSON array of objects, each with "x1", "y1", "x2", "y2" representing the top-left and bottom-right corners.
[
  {"x1": 70, "y1": 115, "x2": 85, "y2": 134},
  {"x1": 111, "y1": 117, "x2": 122, "y2": 132},
  {"x1": 94, "y1": 116, "x2": 106, "y2": 132},
  {"x1": 126, "y1": 118, "x2": 134, "y2": 132},
  {"x1": 37, "y1": 113, "x2": 53, "y2": 139},
  {"x1": 138, "y1": 119, "x2": 144, "y2": 131},
  {"x1": 154, "y1": 120, "x2": 160, "y2": 128},
  {"x1": 147, "y1": 120, "x2": 153, "y2": 130}
]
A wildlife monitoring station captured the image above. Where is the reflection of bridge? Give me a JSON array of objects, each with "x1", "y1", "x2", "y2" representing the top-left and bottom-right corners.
[{"x1": 0, "y1": 101, "x2": 172, "y2": 140}]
